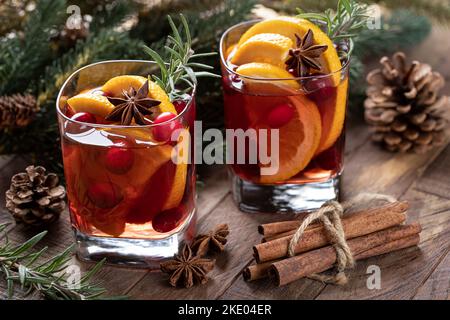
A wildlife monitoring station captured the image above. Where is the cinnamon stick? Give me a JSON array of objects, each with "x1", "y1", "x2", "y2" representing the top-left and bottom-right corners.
[
  {"x1": 270, "y1": 223, "x2": 421, "y2": 286},
  {"x1": 258, "y1": 216, "x2": 320, "y2": 237},
  {"x1": 244, "y1": 234, "x2": 420, "y2": 282},
  {"x1": 243, "y1": 261, "x2": 278, "y2": 281},
  {"x1": 254, "y1": 201, "x2": 409, "y2": 263},
  {"x1": 262, "y1": 230, "x2": 296, "y2": 243}
]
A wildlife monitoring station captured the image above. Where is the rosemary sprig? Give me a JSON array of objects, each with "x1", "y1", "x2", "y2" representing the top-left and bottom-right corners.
[
  {"x1": 143, "y1": 14, "x2": 219, "y2": 101},
  {"x1": 297, "y1": 0, "x2": 371, "y2": 58},
  {"x1": 0, "y1": 223, "x2": 110, "y2": 300}
]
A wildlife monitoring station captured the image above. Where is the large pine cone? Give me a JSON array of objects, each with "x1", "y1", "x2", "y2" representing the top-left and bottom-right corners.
[
  {"x1": 5, "y1": 166, "x2": 66, "y2": 227},
  {"x1": 0, "y1": 93, "x2": 38, "y2": 129},
  {"x1": 364, "y1": 52, "x2": 449, "y2": 153}
]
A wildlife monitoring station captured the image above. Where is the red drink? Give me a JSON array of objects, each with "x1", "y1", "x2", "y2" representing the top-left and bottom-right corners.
[
  {"x1": 223, "y1": 71, "x2": 348, "y2": 184},
  {"x1": 61, "y1": 99, "x2": 195, "y2": 239},
  {"x1": 220, "y1": 19, "x2": 350, "y2": 213},
  {"x1": 57, "y1": 61, "x2": 196, "y2": 267}
]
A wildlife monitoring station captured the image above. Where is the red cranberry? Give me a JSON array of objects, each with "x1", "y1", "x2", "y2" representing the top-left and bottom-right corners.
[
  {"x1": 173, "y1": 100, "x2": 188, "y2": 114},
  {"x1": 304, "y1": 77, "x2": 336, "y2": 102},
  {"x1": 105, "y1": 145, "x2": 134, "y2": 175},
  {"x1": 71, "y1": 112, "x2": 97, "y2": 124},
  {"x1": 65, "y1": 112, "x2": 97, "y2": 134},
  {"x1": 152, "y1": 112, "x2": 183, "y2": 142},
  {"x1": 152, "y1": 208, "x2": 184, "y2": 233},
  {"x1": 266, "y1": 104, "x2": 295, "y2": 128},
  {"x1": 87, "y1": 182, "x2": 123, "y2": 209}
]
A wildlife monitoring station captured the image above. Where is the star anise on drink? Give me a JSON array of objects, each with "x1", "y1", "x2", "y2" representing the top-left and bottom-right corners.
[
  {"x1": 160, "y1": 244, "x2": 215, "y2": 288},
  {"x1": 285, "y1": 29, "x2": 328, "y2": 77},
  {"x1": 191, "y1": 224, "x2": 230, "y2": 256},
  {"x1": 105, "y1": 80, "x2": 161, "y2": 125}
]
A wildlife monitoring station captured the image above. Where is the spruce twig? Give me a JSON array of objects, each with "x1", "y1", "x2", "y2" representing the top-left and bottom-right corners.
[
  {"x1": 0, "y1": 223, "x2": 110, "y2": 300},
  {"x1": 0, "y1": 0, "x2": 67, "y2": 95}
]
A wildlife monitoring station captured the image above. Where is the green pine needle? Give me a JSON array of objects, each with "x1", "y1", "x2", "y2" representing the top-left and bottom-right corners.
[{"x1": 0, "y1": 223, "x2": 111, "y2": 300}]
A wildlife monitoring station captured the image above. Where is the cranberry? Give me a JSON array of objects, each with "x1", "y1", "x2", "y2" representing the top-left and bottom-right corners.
[
  {"x1": 87, "y1": 182, "x2": 123, "y2": 209},
  {"x1": 304, "y1": 76, "x2": 336, "y2": 102},
  {"x1": 266, "y1": 104, "x2": 295, "y2": 128},
  {"x1": 65, "y1": 112, "x2": 97, "y2": 134},
  {"x1": 105, "y1": 144, "x2": 134, "y2": 175},
  {"x1": 71, "y1": 112, "x2": 97, "y2": 124},
  {"x1": 152, "y1": 208, "x2": 184, "y2": 233},
  {"x1": 152, "y1": 112, "x2": 183, "y2": 142},
  {"x1": 173, "y1": 100, "x2": 188, "y2": 114}
]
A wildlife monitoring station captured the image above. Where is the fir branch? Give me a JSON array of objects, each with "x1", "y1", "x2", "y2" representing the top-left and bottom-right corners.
[
  {"x1": 0, "y1": 224, "x2": 110, "y2": 300},
  {"x1": 0, "y1": 0, "x2": 67, "y2": 95},
  {"x1": 37, "y1": 28, "x2": 144, "y2": 107},
  {"x1": 143, "y1": 14, "x2": 219, "y2": 101},
  {"x1": 88, "y1": 0, "x2": 137, "y2": 34},
  {"x1": 353, "y1": 9, "x2": 432, "y2": 58},
  {"x1": 266, "y1": 0, "x2": 450, "y2": 24}
]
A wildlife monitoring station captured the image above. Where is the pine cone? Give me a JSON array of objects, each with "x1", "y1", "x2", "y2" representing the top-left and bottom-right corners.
[
  {"x1": 364, "y1": 52, "x2": 450, "y2": 153},
  {"x1": 0, "y1": 93, "x2": 38, "y2": 129},
  {"x1": 5, "y1": 166, "x2": 66, "y2": 227}
]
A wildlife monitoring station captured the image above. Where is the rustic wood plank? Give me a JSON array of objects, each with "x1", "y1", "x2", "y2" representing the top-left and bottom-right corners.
[
  {"x1": 413, "y1": 250, "x2": 450, "y2": 300},
  {"x1": 414, "y1": 144, "x2": 450, "y2": 200}
]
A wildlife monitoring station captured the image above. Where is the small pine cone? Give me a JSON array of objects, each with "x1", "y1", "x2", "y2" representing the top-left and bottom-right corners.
[
  {"x1": 5, "y1": 166, "x2": 66, "y2": 227},
  {"x1": 364, "y1": 52, "x2": 450, "y2": 153},
  {"x1": 0, "y1": 93, "x2": 38, "y2": 129}
]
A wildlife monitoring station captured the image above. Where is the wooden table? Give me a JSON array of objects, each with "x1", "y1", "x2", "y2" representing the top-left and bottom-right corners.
[{"x1": 1, "y1": 27, "x2": 449, "y2": 300}]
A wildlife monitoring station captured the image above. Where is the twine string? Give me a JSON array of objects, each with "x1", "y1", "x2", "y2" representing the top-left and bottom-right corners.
[{"x1": 287, "y1": 193, "x2": 397, "y2": 285}]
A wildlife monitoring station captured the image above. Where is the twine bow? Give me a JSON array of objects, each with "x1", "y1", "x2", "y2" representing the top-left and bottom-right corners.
[{"x1": 288, "y1": 193, "x2": 397, "y2": 285}]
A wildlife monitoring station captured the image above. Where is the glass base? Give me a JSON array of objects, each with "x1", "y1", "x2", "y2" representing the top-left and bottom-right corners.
[
  {"x1": 231, "y1": 174, "x2": 341, "y2": 214},
  {"x1": 74, "y1": 209, "x2": 196, "y2": 269}
]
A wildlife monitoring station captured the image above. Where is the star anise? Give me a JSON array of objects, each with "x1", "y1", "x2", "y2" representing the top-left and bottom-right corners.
[
  {"x1": 285, "y1": 29, "x2": 328, "y2": 77},
  {"x1": 191, "y1": 224, "x2": 229, "y2": 257},
  {"x1": 105, "y1": 80, "x2": 161, "y2": 125},
  {"x1": 160, "y1": 244, "x2": 215, "y2": 288}
]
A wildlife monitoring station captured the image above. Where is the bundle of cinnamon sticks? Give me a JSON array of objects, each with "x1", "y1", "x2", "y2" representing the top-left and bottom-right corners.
[{"x1": 244, "y1": 201, "x2": 421, "y2": 286}]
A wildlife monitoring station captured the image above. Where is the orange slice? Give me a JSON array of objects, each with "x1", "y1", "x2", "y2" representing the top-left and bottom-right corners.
[
  {"x1": 231, "y1": 33, "x2": 293, "y2": 68},
  {"x1": 163, "y1": 163, "x2": 187, "y2": 211},
  {"x1": 236, "y1": 62, "x2": 300, "y2": 90},
  {"x1": 236, "y1": 62, "x2": 300, "y2": 95},
  {"x1": 257, "y1": 94, "x2": 322, "y2": 184},
  {"x1": 67, "y1": 93, "x2": 115, "y2": 118},
  {"x1": 102, "y1": 75, "x2": 177, "y2": 114},
  {"x1": 237, "y1": 17, "x2": 342, "y2": 82},
  {"x1": 162, "y1": 129, "x2": 190, "y2": 211},
  {"x1": 315, "y1": 77, "x2": 348, "y2": 155}
]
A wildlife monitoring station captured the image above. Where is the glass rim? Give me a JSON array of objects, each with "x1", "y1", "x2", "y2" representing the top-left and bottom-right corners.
[
  {"x1": 56, "y1": 59, "x2": 196, "y2": 129},
  {"x1": 219, "y1": 19, "x2": 351, "y2": 82}
]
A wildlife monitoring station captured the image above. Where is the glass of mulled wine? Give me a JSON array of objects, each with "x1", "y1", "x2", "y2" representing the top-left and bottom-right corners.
[
  {"x1": 56, "y1": 60, "x2": 196, "y2": 267},
  {"x1": 220, "y1": 19, "x2": 350, "y2": 213}
]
